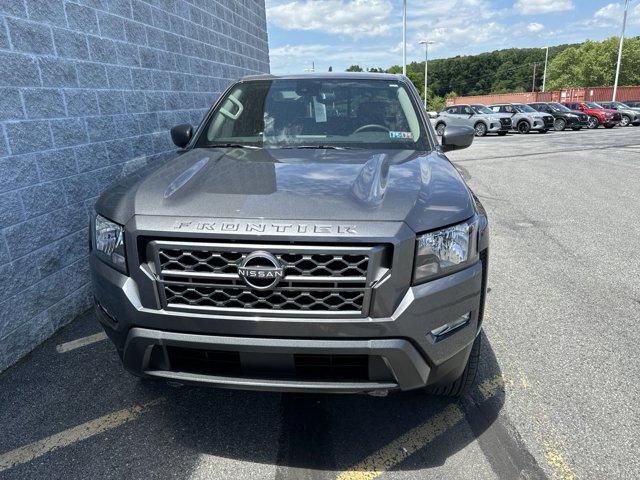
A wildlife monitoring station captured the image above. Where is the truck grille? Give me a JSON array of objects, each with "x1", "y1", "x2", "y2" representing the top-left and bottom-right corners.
[{"x1": 148, "y1": 241, "x2": 387, "y2": 316}]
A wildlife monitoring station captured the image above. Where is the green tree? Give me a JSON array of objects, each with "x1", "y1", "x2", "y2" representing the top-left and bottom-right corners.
[
  {"x1": 346, "y1": 64, "x2": 363, "y2": 72},
  {"x1": 547, "y1": 37, "x2": 640, "y2": 89},
  {"x1": 427, "y1": 93, "x2": 445, "y2": 112}
]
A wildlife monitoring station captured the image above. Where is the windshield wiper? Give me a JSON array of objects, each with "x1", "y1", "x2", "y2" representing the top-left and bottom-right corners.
[
  {"x1": 207, "y1": 143, "x2": 259, "y2": 149},
  {"x1": 279, "y1": 145, "x2": 361, "y2": 150}
]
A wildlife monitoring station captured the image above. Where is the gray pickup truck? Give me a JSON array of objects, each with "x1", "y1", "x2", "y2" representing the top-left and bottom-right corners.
[
  {"x1": 435, "y1": 103, "x2": 512, "y2": 136},
  {"x1": 89, "y1": 73, "x2": 489, "y2": 397}
]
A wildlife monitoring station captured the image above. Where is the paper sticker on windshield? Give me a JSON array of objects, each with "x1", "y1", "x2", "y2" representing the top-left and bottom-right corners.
[{"x1": 389, "y1": 131, "x2": 413, "y2": 140}]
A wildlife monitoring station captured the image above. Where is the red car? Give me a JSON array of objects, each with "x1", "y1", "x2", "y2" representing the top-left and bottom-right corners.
[{"x1": 562, "y1": 102, "x2": 622, "y2": 129}]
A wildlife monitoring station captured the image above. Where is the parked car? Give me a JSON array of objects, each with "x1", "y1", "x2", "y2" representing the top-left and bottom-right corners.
[
  {"x1": 597, "y1": 101, "x2": 640, "y2": 127},
  {"x1": 528, "y1": 102, "x2": 589, "y2": 131},
  {"x1": 435, "y1": 103, "x2": 511, "y2": 136},
  {"x1": 90, "y1": 72, "x2": 489, "y2": 397},
  {"x1": 488, "y1": 103, "x2": 554, "y2": 133},
  {"x1": 561, "y1": 102, "x2": 621, "y2": 129}
]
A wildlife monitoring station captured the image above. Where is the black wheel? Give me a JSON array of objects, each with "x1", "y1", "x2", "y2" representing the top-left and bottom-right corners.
[
  {"x1": 435, "y1": 123, "x2": 446, "y2": 136},
  {"x1": 620, "y1": 115, "x2": 631, "y2": 127},
  {"x1": 554, "y1": 118, "x2": 566, "y2": 131},
  {"x1": 604, "y1": 124, "x2": 615, "y2": 129},
  {"x1": 539, "y1": 129, "x2": 548, "y2": 134},
  {"x1": 571, "y1": 126, "x2": 582, "y2": 131},
  {"x1": 497, "y1": 131, "x2": 507, "y2": 136},
  {"x1": 587, "y1": 116, "x2": 599, "y2": 129},
  {"x1": 474, "y1": 122, "x2": 487, "y2": 137},
  {"x1": 426, "y1": 334, "x2": 482, "y2": 398},
  {"x1": 517, "y1": 121, "x2": 530, "y2": 134}
]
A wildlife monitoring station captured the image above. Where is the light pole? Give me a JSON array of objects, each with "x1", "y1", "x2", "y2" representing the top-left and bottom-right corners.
[
  {"x1": 419, "y1": 40, "x2": 434, "y2": 108},
  {"x1": 531, "y1": 62, "x2": 540, "y2": 92},
  {"x1": 542, "y1": 46, "x2": 549, "y2": 92},
  {"x1": 402, "y1": 0, "x2": 407, "y2": 75},
  {"x1": 613, "y1": 0, "x2": 630, "y2": 101}
]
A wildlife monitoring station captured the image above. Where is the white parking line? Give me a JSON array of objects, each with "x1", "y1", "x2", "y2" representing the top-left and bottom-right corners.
[
  {"x1": 56, "y1": 332, "x2": 107, "y2": 353},
  {"x1": 0, "y1": 398, "x2": 165, "y2": 473}
]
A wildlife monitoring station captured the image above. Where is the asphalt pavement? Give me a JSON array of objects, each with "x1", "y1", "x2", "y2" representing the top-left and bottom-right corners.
[{"x1": 1, "y1": 126, "x2": 639, "y2": 479}]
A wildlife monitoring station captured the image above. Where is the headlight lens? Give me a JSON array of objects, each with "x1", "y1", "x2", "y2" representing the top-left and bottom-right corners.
[
  {"x1": 94, "y1": 214, "x2": 127, "y2": 272},
  {"x1": 413, "y1": 219, "x2": 478, "y2": 284}
]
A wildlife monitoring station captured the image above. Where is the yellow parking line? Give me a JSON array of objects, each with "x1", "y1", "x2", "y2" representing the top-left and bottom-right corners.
[
  {"x1": 336, "y1": 403, "x2": 464, "y2": 480},
  {"x1": 544, "y1": 441, "x2": 576, "y2": 480},
  {"x1": 56, "y1": 332, "x2": 107, "y2": 353},
  {"x1": 0, "y1": 398, "x2": 164, "y2": 473},
  {"x1": 336, "y1": 373, "x2": 509, "y2": 480}
]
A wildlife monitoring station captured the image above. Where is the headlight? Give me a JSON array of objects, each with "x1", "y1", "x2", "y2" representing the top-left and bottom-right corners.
[
  {"x1": 93, "y1": 214, "x2": 127, "y2": 272},
  {"x1": 413, "y1": 219, "x2": 478, "y2": 284}
]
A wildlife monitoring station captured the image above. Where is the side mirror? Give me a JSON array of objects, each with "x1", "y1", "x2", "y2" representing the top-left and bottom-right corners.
[
  {"x1": 441, "y1": 126, "x2": 474, "y2": 153},
  {"x1": 170, "y1": 124, "x2": 193, "y2": 148}
]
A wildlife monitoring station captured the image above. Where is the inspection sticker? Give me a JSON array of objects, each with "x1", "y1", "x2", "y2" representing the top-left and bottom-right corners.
[{"x1": 389, "y1": 131, "x2": 413, "y2": 140}]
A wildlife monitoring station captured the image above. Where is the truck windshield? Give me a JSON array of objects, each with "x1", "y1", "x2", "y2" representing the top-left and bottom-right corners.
[
  {"x1": 472, "y1": 105, "x2": 493, "y2": 114},
  {"x1": 197, "y1": 79, "x2": 429, "y2": 150},
  {"x1": 549, "y1": 103, "x2": 571, "y2": 112},
  {"x1": 513, "y1": 104, "x2": 537, "y2": 113}
]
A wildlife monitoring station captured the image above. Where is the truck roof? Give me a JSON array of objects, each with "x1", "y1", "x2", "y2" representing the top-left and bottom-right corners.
[{"x1": 240, "y1": 72, "x2": 404, "y2": 82}]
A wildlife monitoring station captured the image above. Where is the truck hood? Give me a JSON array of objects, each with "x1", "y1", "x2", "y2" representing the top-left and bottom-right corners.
[{"x1": 96, "y1": 147, "x2": 475, "y2": 233}]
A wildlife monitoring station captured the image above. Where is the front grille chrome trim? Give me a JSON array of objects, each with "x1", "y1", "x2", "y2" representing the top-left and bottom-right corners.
[{"x1": 147, "y1": 240, "x2": 389, "y2": 318}]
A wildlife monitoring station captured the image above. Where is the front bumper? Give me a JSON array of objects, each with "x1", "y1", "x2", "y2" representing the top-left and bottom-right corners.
[
  {"x1": 92, "y1": 249, "x2": 487, "y2": 393},
  {"x1": 487, "y1": 122, "x2": 510, "y2": 133}
]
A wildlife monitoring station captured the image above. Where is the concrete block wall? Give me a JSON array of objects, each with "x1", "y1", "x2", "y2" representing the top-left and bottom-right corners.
[{"x1": 0, "y1": 0, "x2": 270, "y2": 371}]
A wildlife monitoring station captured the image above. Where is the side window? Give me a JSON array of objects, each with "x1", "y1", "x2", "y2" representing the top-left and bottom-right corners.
[
  {"x1": 446, "y1": 107, "x2": 457, "y2": 114},
  {"x1": 490, "y1": 106, "x2": 499, "y2": 113},
  {"x1": 503, "y1": 106, "x2": 512, "y2": 113},
  {"x1": 462, "y1": 106, "x2": 472, "y2": 115}
]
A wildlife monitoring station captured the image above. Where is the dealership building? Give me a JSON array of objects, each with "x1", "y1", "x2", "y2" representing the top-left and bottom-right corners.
[{"x1": 0, "y1": 0, "x2": 270, "y2": 371}]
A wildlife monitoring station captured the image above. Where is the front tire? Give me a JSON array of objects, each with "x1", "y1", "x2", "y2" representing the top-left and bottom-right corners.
[
  {"x1": 588, "y1": 116, "x2": 599, "y2": 129},
  {"x1": 426, "y1": 334, "x2": 482, "y2": 397},
  {"x1": 474, "y1": 122, "x2": 487, "y2": 137},
  {"x1": 497, "y1": 131, "x2": 507, "y2": 136},
  {"x1": 554, "y1": 118, "x2": 566, "y2": 131},
  {"x1": 620, "y1": 115, "x2": 631, "y2": 127},
  {"x1": 571, "y1": 126, "x2": 582, "y2": 131},
  {"x1": 435, "y1": 123, "x2": 446, "y2": 136},
  {"x1": 604, "y1": 124, "x2": 615, "y2": 129},
  {"x1": 517, "y1": 121, "x2": 530, "y2": 134},
  {"x1": 539, "y1": 129, "x2": 548, "y2": 134}
]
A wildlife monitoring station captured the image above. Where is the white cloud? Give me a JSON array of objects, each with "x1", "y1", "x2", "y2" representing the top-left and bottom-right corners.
[
  {"x1": 269, "y1": 43, "x2": 397, "y2": 73},
  {"x1": 267, "y1": 0, "x2": 393, "y2": 39},
  {"x1": 526, "y1": 22, "x2": 544, "y2": 32},
  {"x1": 514, "y1": 0, "x2": 574, "y2": 15},
  {"x1": 588, "y1": 2, "x2": 640, "y2": 27}
]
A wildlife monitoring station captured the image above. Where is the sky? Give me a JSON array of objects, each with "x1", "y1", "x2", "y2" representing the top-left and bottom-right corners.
[{"x1": 265, "y1": 0, "x2": 640, "y2": 73}]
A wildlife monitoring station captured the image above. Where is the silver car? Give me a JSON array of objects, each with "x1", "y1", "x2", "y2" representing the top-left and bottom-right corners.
[
  {"x1": 435, "y1": 104, "x2": 512, "y2": 137},
  {"x1": 489, "y1": 103, "x2": 554, "y2": 134},
  {"x1": 598, "y1": 101, "x2": 640, "y2": 127}
]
